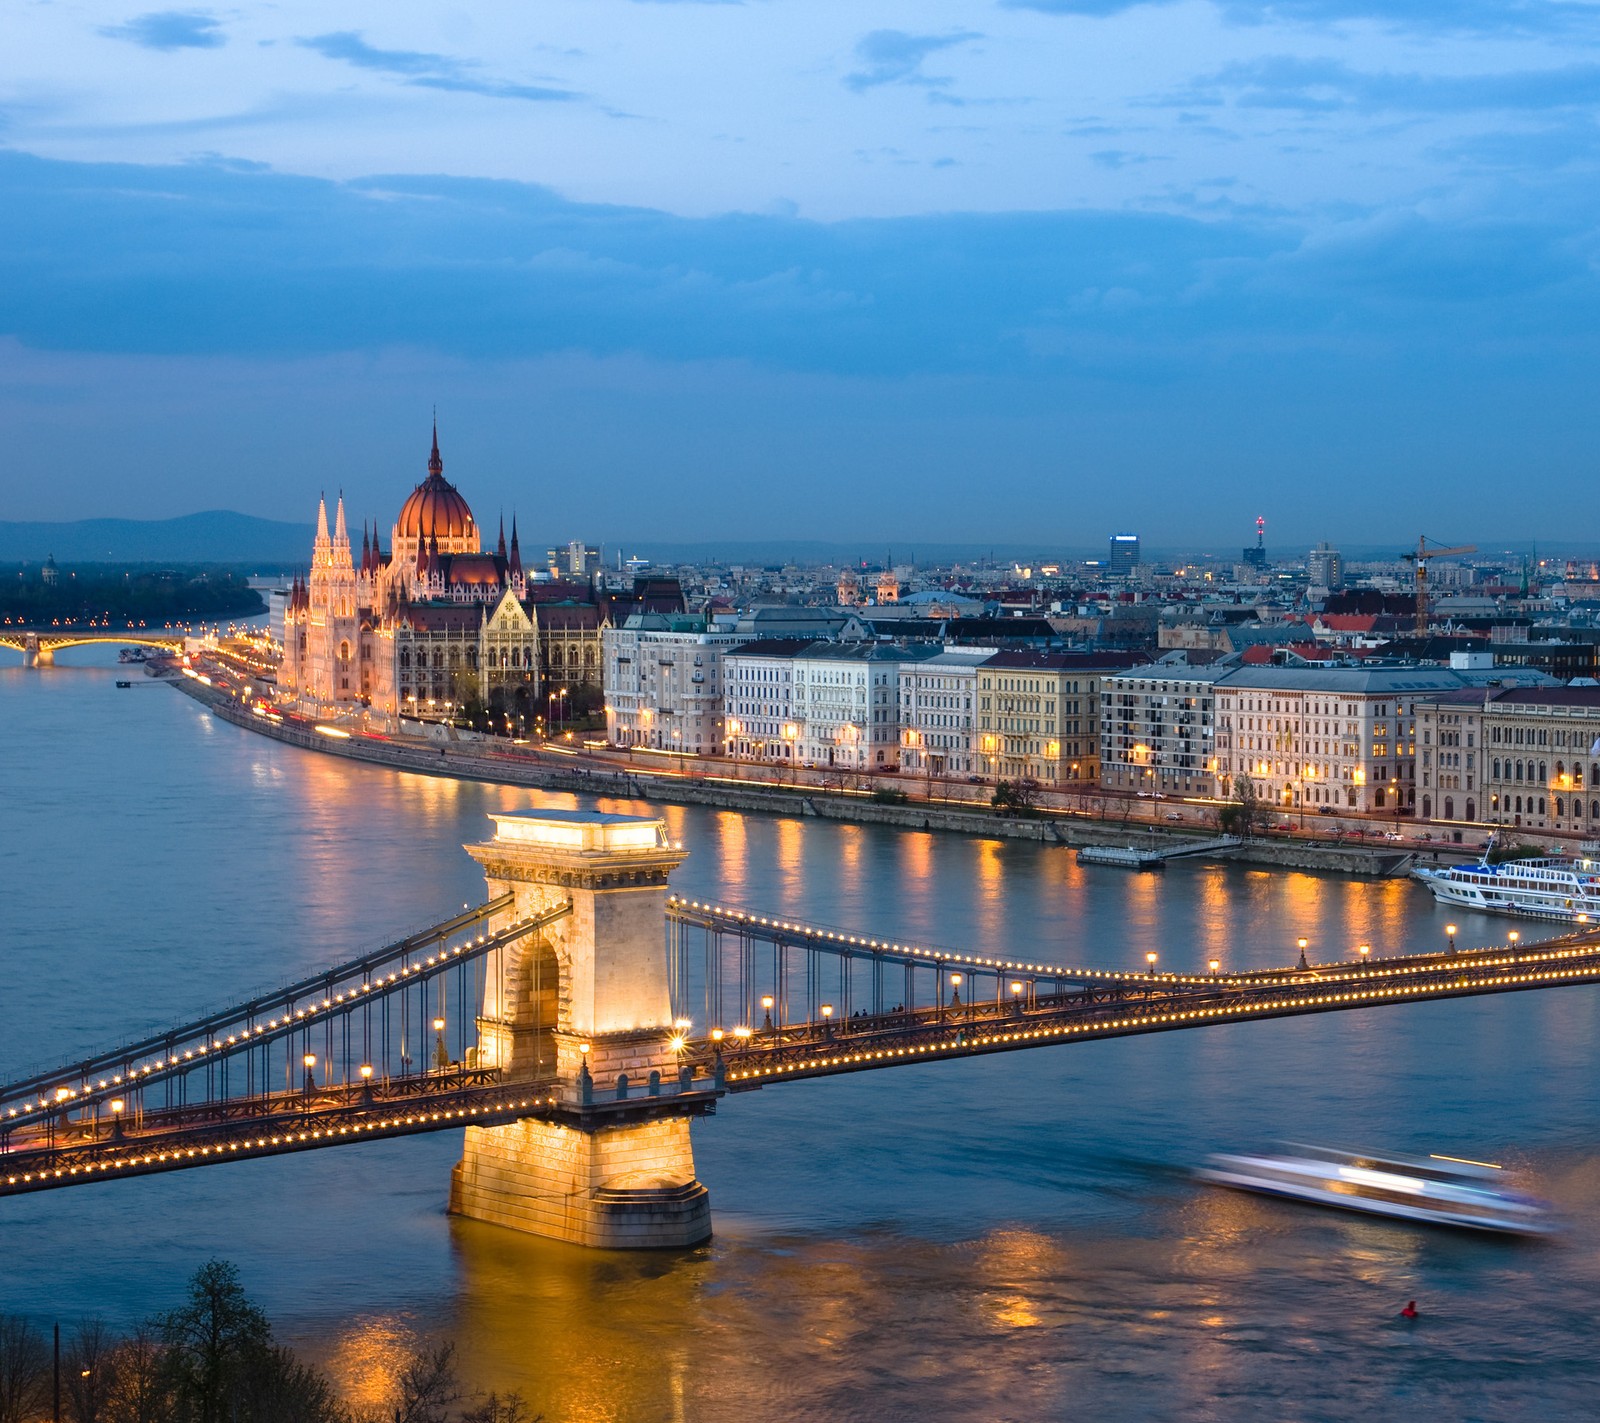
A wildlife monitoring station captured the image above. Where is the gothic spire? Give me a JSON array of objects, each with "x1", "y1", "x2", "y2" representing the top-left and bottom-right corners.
[
  {"x1": 315, "y1": 494, "x2": 330, "y2": 544},
  {"x1": 497, "y1": 513, "x2": 507, "y2": 559},
  {"x1": 428, "y1": 417, "x2": 443, "y2": 478},
  {"x1": 334, "y1": 492, "x2": 348, "y2": 547}
]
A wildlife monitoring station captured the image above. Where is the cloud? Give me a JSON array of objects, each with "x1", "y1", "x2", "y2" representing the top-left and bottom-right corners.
[
  {"x1": 99, "y1": 10, "x2": 225, "y2": 50},
  {"x1": 1002, "y1": 0, "x2": 1170, "y2": 15},
  {"x1": 297, "y1": 31, "x2": 579, "y2": 103},
  {"x1": 844, "y1": 30, "x2": 981, "y2": 93},
  {"x1": 1169, "y1": 56, "x2": 1600, "y2": 113},
  {"x1": 5, "y1": 147, "x2": 1599, "y2": 393},
  {"x1": 4, "y1": 152, "x2": 1600, "y2": 541},
  {"x1": 1219, "y1": 0, "x2": 1591, "y2": 35},
  {"x1": 1005, "y1": 0, "x2": 1589, "y2": 32}
]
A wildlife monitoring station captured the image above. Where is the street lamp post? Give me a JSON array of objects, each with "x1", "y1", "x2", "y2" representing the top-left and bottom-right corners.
[
  {"x1": 1446, "y1": 922, "x2": 1458, "y2": 953},
  {"x1": 1296, "y1": 936, "x2": 1309, "y2": 970}
]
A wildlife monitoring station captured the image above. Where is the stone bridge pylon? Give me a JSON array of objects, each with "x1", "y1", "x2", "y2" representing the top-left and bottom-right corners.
[{"x1": 449, "y1": 810, "x2": 715, "y2": 1249}]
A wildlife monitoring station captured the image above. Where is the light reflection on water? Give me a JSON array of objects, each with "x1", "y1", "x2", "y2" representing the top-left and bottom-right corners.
[{"x1": 4, "y1": 661, "x2": 1600, "y2": 1419}]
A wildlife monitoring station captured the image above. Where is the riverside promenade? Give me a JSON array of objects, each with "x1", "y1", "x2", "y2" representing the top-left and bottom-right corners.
[{"x1": 159, "y1": 664, "x2": 1428, "y2": 879}]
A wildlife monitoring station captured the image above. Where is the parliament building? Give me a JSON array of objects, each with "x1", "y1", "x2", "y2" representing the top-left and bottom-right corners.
[{"x1": 280, "y1": 427, "x2": 606, "y2": 719}]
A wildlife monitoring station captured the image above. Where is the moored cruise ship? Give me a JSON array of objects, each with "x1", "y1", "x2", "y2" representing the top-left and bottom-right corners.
[{"x1": 1413, "y1": 845, "x2": 1600, "y2": 922}]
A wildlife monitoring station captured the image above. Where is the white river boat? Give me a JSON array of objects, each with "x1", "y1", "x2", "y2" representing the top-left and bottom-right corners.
[
  {"x1": 1198, "y1": 1146, "x2": 1555, "y2": 1236},
  {"x1": 1412, "y1": 847, "x2": 1600, "y2": 923}
]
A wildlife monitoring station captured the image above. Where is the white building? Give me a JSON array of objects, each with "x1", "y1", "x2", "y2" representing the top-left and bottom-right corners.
[
  {"x1": 602, "y1": 615, "x2": 749, "y2": 755},
  {"x1": 723, "y1": 639, "x2": 812, "y2": 765},
  {"x1": 792, "y1": 644, "x2": 938, "y2": 770},
  {"x1": 1214, "y1": 666, "x2": 1465, "y2": 815},
  {"x1": 897, "y1": 649, "x2": 994, "y2": 778}
]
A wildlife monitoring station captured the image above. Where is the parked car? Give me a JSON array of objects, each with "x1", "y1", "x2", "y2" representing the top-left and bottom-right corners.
[
  {"x1": 1164, "y1": 811, "x2": 1183, "y2": 822},
  {"x1": 1316, "y1": 806, "x2": 1337, "y2": 816}
]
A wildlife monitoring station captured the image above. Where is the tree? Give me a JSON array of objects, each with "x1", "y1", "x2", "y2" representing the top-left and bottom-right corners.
[
  {"x1": 390, "y1": 1343, "x2": 461, "y2": 1423},
  {"x1": 106, "y1": 1325, "x2": 168, "y2": 1423},
  {"x1": 1219, "y1": 773, "x2": 1266, "y2": 839},
  {"x1": 65, "y1": 1319, "x2": 118, "y2": 1423},
  {"x1": 234, "y1": 1345, "x2": 347, "y2": 1423},
  {"x1": 991, "y1": 779, "x2": 1038, "y2": 816},
  {"x1": 0, "y1": 1315, "x2": 48, "y2": 1423},
  {"x1": 457, "y1": 1393, "x2": 533, "y2": 1423},
  {"x1": 158, "y1": 1260, "x2": 272, "y2": 1423}
]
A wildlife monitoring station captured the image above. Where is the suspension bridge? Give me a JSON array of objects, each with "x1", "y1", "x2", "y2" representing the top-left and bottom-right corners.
[{"x1": 5, "y1": 808, "x2": 1600, "y2": 1247}]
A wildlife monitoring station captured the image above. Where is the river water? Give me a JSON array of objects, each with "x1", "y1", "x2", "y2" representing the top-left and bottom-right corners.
[{"x1": 3, "y1": 655, "x2": 1600, "y2": 1421}]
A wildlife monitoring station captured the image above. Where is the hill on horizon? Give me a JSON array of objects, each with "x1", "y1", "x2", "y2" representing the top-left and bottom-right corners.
[{"x1": 0, "y1": 511, "x2": 314, "y2": 565}]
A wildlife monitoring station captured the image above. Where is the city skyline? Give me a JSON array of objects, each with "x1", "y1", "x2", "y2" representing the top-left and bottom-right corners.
[{"x1": 3, "y1": 2, "x2": 1598, "y2": 539}]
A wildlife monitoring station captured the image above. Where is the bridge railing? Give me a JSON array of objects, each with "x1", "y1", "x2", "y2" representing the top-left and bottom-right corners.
[{"x1": 0, "y1": 898, "x2": 573, "y2": 1139}]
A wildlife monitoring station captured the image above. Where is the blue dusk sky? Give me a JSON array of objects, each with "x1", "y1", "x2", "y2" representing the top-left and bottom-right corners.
[{"x1": 2, "y1": 0, "x2": 1598, "y2": 550}]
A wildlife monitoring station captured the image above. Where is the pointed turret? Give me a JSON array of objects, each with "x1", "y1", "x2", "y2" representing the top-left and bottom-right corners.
[
  {"x1": 361, "y1": 523, "x2": 371, "y2": 574},
  {"x1": 334, "y1": 493, "x2": 349, "y2": 548},
  {"x1": 497, "y1": 514, "x2": 507, "y2": 559},
  {"x1": 508, "y1": 516, "x2": 525, "y2": 597},
  {"x1": 429, "y1": 418, "x2": 443, "y2": 478}
]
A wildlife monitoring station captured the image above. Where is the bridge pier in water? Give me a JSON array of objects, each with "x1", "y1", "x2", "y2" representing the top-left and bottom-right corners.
[{"x1": 449, "y1": 810, "x2": 714, "y2": 1249}]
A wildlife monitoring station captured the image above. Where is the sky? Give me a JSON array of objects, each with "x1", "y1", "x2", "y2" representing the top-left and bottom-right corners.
[{"x1": 2, "y1": 0, "x2": 1598, "y2": 552}]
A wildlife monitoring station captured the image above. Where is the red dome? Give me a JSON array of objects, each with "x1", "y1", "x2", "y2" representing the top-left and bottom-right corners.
[{"x1": 396, "y1": 428, "x2": 476, "y2": 544}]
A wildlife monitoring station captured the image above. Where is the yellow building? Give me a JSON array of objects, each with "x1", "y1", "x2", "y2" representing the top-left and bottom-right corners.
[{"x1": 976, "y1": 652, "x2": 1134, "y2": 786}]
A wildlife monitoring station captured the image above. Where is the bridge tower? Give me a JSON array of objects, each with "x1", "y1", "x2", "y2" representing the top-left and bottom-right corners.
[
  {"x1": 22, "y1": 633, "x2": 51, "y2": 668},
  {"x1": 449, "y1": 809, "x2": 713, "y2": 1249}
]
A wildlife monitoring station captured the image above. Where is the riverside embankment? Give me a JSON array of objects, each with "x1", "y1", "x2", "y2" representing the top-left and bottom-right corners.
[{"x1": 161, "y1": 668, "x2": 1431, "y2": 879}]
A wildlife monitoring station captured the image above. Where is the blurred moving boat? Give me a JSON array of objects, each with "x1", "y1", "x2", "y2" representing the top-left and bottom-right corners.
[{"x1": 1198, "y1": 1146, "x2": 1555, "y2": 1236}]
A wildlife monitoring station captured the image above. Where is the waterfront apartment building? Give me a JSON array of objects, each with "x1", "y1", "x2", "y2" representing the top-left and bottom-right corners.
[
  {"x1": 898, "y1": 649, "x2": 994, "y2": 779},
  {"x1": 723, "y1": 638, "x2": 812, "y2": 765},
  {"x1": 602, "y1": 615, "x2": 749, "y2": 755},
  {"x1": 792, "y1": 644, "x2": 939, "y2": 770},
  {"x1": 1416, "y1": 684, "x2": 1600, "y2": 831},
  {"x1": 977, "y1": 651, "x2": 1134, "y2": 787},
  {"x1": 1415, "y1": 688, "x2": 1489, "y2": 826},
  {"x1": 1213, "y1": 666, "x2": 1470, "y2": 814},
  {"x1": 1098, "y1": 664, "x2": 1226, "y2": 799}
]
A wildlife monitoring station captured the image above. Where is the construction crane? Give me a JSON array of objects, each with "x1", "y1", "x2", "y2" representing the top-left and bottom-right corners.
[{"x1": 1401, "y1": 536, "x2": 1476, "y2": 635}]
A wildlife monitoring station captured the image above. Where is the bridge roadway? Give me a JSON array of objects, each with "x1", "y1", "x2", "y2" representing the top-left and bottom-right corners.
[
  {"x1": 666, "y1": 899, "x2": 1600, "y2": 1089},
  {"x1": 6, "y1": 894, "x2": 1600, "y2": 1197}
]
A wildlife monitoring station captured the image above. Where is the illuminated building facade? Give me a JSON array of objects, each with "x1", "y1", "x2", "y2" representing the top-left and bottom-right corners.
[
  {"x1": 976, "y1": 651, "x2": 1135, "y2": 788},
  {"x1": 281, "y1": 426, "x2": 604, "y2": 718}
]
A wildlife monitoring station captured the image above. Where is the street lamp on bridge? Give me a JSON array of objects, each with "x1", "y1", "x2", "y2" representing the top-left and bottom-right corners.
[
  {"x1": 302, "y1": 1053, "x2": 317, "y2": 1094},
  {"x1": 1446, "y1": 923, "x2": 1458, "y2": 953},
  {"x1": 1296, "y1": 937, "x2": 1309, "y2": 971}
]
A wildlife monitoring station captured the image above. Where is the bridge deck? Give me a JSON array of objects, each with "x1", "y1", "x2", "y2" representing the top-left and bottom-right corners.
[{"x1": 6, "y1": 892, "x2": 1600, "y2": 1199}]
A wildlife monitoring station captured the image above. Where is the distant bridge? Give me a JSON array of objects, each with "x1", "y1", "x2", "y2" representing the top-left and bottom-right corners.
[
  {"x1": 4, "y1": 810, "x2": 1599, "y2": 1249},
  {"x1": 0, "y1": 625, "x2": 187, "y2": 666}
]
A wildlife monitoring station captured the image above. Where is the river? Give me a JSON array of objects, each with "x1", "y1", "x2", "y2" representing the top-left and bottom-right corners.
[{"x1": 3, "y1": 653, "x2": 1599, "y2": 1421}]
